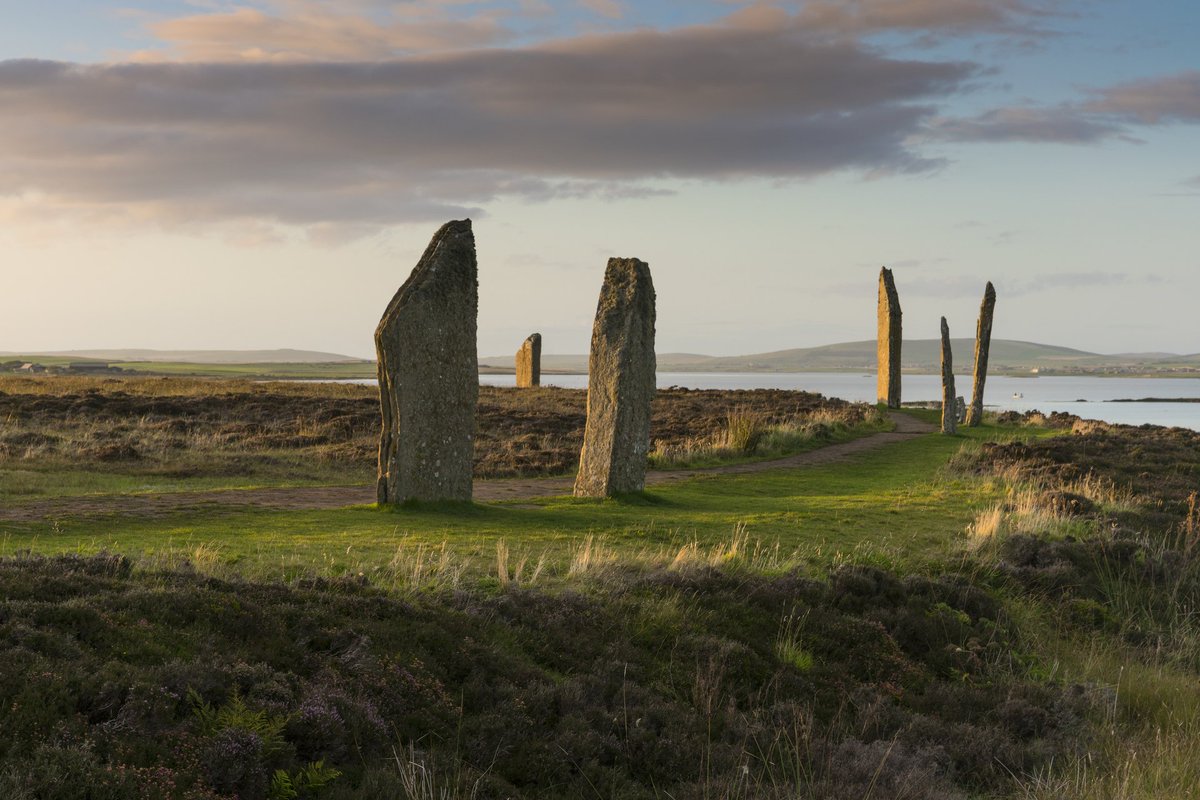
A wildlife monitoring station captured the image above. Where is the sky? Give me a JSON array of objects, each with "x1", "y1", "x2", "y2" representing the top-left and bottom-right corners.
[{"x1": 1, "y1": 1, "x2": 1197, "y2": 359}]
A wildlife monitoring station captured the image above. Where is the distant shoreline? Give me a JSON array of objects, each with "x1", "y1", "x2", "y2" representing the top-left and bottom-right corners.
[
  {"x1": 483, "y1": 366, "x2": 1200, "y2": 380},
  {"x1": 8, "y1": 337, "x2": 1200, "y2": 381},
  {"x1": 6, "y1": 365, "x2": 1200, "y2": 380}
]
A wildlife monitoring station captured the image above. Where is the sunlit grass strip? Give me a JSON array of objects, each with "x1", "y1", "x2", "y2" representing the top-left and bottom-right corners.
[{"x1": 649, "y1": 405, "x2": 889, "y2": 469}]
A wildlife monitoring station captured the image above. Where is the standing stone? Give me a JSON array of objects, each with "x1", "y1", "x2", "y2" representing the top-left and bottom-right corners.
[
  {"x1": 375, "y1": 219, "x2": 478, "y2": 504},
  {"x1": 965, "y1": 282, "x2": 996, "y2": 427},
  {"x1": 941, "y1": 317, "x2": 956, "y2": 435},
  {"x1": 574, "y1": 258, "x2": 656, "y2": 498},
  {"x1": 515, "y1": 333, "x2": 542, "y2": 388},
  {"x1": 877, "y1": 267, "x2": 902, "y2": 408}
]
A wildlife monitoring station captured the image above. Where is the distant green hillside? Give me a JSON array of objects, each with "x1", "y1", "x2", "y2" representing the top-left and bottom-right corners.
[
  {"x1": 1, "y1": 348, "x2": 366, "y2": 364},
  {"x1": 680, "y1": 340, "x2": 1200, "y2": 373},
  {"x1": 477, "y1": 353, "x2": 713, "y2": 374},
  {"x1": 684, "y1": 339, "x2": 1099, "y2": 372},
  {"x1": 10, "y1": 341, "x2": 1200, "y2": 380},
  {"x1": 486, "y1": 339, "x2": 1200, "y2": 374},
  {"x1": 111, "y1": 361, "x2": 377, "y2": 379},
  {"x1": 0, "y1": 355, "x2": 108, "y2": 368}
]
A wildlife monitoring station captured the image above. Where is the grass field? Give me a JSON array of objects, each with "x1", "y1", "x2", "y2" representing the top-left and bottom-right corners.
[
  {"x1": 1, "y1": 357, "x2": 377, "y2": 379},
  {"x1": 0, "y1": 377, "x2": 881, "y2": 502},
  {"x1": 0, "y1": 423, "x2": 1007, "y2": 579},
  {"x1": 112, "y1": 361, "x2": 377, "y2": 379},
  {"x1": 3, "y1": 384, "x2": 1200, "y2": 798}
]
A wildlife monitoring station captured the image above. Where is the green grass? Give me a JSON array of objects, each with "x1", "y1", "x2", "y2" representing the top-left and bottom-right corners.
[
  {"x1": 0, "y1": 468, "x2": 297, "y2": 500},
  {"x1": 0, "y1": 354, "x2": 108, "y2": 367},
  {"x1": 0, "y1": 459, "x2": 374, "y2": 502},
  {"x1": 0, "y1": 423, "x2": 1013, "y2": 578},
  {"x1": 4, "y1": 409, "x2": 1194, "y2": 797},
  {"x1": 2, "y1": 356, "x2": 375, "y2": 378},
  {"x1": 0, "y1": 416, "x2": 885, "y2": 504},
  {"x1": 648, "y1": 411, "x2": 891, "y2": 469},
  {"x1": 112, "y1": 361, "x2": 376, "y2": 379},
  {"x1": 1004, "y1": 595, "x2": 1200, "y2": 799}
]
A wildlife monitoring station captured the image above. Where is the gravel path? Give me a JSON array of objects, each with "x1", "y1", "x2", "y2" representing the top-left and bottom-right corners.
[{"x1": 0, "y1": 413, "x2": 935, "y2": 522}]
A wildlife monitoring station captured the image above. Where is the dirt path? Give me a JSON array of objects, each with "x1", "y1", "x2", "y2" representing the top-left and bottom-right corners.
[{"x1": 0, "y1": 413, "x2": 935, "y2": 522}]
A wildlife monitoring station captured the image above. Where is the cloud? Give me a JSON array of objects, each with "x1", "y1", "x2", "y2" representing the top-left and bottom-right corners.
[
  {"x1": 1002, "y1": 271, "x2": 1160, "y2": 297},
  {"x1": 930, "y1": 106, "x2": 1125, "y2": 143},
  {"x1": 579, "y1": 0, "x2": 625, "y2": 20},
  {"x1": 823, "y1": 268, "x2": 982, "y2": 298},
  {"x1": 852, "y1": 257, "x2": 951, "y2": 270},
  {"x1": 792, "y1": 0, "x2": 1068, "y2": 38},
  {"x1": 1158, "y1": 174, "x2": 1200, "y2": 198},
  {"x1": 898, "y1": 274, "x2": 994, "y2": 298},
  {"x1": 132, "y1": 2, "x2": 513, "y2": 62},
  {"x1": 132, "y1": 0, "x2": 1070, "y2": 65},
  {"x1": 932, "y1": 70, "x2": 1200, "y2": 144},
  {"x1": 821, "y1": 269, "x2": 1157, "y2": 300},
  {"x1": 0, "y1": 14, "x2": 974, "y2": 239},
  {"x1": 1084, "y1": 70, "x2": 1200, "y2": 123},
  {"x1": 990, "y1": 229, "x2": 1017, "y2": 245},
  {"x1": 127, "y1": 0, "x2": 1078, "y2": 66}
]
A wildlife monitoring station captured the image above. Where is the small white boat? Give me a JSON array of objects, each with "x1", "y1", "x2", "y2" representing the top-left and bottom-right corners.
[{"x1": 1012, "y1": 392, "x2": 1024, "y2": 399}]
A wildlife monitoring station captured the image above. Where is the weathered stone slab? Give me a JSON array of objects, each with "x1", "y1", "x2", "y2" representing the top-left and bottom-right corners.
[
  {"x1": 375, "y1": 219, "x2": 478, "y2": 504},
  {"x1": 574, "y1": 258, "x2": 656, "y2": 497},
  {"x1": 941, "y1": 317, "x2": 956, "y2": 435},
  {"x1": 877, "y1": 267, "x2": 902, "y2": 408},
  {"x1": 515, "y1": 333, "x2": 542, "y2": 388},
  {"x1": 966, "y1": 282, "x2": 996, "y2": 427}
]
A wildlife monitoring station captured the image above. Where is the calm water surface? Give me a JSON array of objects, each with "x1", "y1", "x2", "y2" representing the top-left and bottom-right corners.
[{"x1": 342, "y1": 373, "x2": 1200, "y2": 431}]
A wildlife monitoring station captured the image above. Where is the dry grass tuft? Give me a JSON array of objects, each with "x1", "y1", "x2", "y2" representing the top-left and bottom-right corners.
[
  {"x1": 967, "y1": 488, "x2": 1077, "y2": 548},
  {"x1": 650, "y1": 403, "x2": 883, "y2": 468},
  {"x1": 0, "y1": 378, "x2": 870, "y2": 488}
]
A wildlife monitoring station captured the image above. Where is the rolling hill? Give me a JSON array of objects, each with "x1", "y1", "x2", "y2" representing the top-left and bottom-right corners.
[
  {"x1": 482, "y1": 340, "x2": 1200, "y2": 374},
  {"x1": 8, "y1": 341, "x2": 1199, "y2": 378},
  {"x1": 1, "y1": 348, "x2": 368, "y2": 364}
]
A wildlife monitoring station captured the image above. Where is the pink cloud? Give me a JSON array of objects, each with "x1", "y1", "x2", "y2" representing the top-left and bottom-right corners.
[{"x1": 132, "y1": 2, "x2": 512, "y2": 62}]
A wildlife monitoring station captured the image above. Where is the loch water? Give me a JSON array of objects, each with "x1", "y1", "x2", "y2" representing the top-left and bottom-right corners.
[
  {"x1": 329, "y1": 372, "x2": 1200, "y2": 431},
  {"x1": 477, "y1": 372, "x2": 1200, "y2": 432}
]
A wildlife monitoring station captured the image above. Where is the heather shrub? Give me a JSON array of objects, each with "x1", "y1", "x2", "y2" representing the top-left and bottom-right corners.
[{"x1": 0, "y1": 552, "x2": 1091, "y2": 798}]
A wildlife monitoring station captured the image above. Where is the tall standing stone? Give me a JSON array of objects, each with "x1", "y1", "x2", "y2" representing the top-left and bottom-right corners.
[
  {"x1": 515, "y1": 333, "x2": 542, "y2": 388},
  {"x1": 965, "y1": 282, "x2": 996, "y2": 427},
  {"x1": 877, "y1": 267, "x2": 902, "y2": 408},
  {"x1": 940, "y1": 317, "x2": 956, "y2": 436},
  {"x1": 375, "y1": 219, "x2": 478, "y2": 504},
  {"x1": 574, "y1": 258, "x2": 656, "y2": 498}
]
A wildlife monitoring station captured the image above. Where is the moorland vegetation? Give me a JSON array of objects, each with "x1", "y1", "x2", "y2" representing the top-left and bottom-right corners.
[
  {"x1": 0, "y1": 377, "x2": 881, "y2": 500},
  {"x1": 0, "y1": 379, "x2": 1198, "y2": 798}
]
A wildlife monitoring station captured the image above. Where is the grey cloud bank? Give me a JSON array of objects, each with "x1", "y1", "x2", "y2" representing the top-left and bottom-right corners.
[
  {"x1": 1087, "y1": 70, "x2": 1200, "y2": 124},
  {"x1": 930, "y1": 107, "x2": 1127, "y2": 144},
  {"x1": 934, "y1": 70, "x2": 1200, "y2": 143},
  {"x1": 0, "y1": 16, "x2": 973, "y2": 236},
  {"x1": 793, "y1": 0, "x2": 1066, "y2": 38},
  {"x1": 4, "y1": 2, "x2": 1191, "y2": 238}
]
